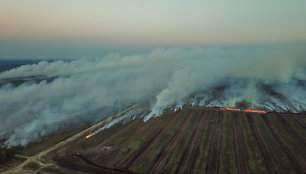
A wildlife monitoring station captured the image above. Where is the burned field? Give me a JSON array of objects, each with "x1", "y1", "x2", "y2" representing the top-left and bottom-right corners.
[{"x1": 49, "y1": 107, "x2": 306, "y2": 174}]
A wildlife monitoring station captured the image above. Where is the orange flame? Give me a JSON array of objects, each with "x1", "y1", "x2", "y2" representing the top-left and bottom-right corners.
[
  {"x1": 220, "y1": 107, "x2": 266, "y2": 113},
  {"x1": 244, "y1": 109, "x2": 266, "y2": 113},
  {"x1": 220, "y1": 107, "x2": 241, "y2": 111},
  {"x1": 85, "y1": 134, "x2": 94, "y2": 139}
]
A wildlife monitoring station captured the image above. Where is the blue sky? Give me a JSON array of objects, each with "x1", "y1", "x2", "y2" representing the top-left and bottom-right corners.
[{"x1": 1, "y1": 0, "x2": 306, "y2": 58}]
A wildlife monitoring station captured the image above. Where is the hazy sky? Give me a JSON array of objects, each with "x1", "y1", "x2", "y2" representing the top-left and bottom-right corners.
[{"x1": 1, "y1": 0, "x2": 306, "y2": 58}]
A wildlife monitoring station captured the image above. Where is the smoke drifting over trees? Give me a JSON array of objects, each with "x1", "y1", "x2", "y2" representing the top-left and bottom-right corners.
[{"x1": 0, "y1": 44, "x2": 305, "y2": 146}]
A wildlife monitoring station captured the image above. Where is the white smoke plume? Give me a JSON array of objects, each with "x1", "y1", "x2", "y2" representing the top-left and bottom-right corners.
[{"x1": 0, "y1": 43, "x2": 305, "y2": 146}]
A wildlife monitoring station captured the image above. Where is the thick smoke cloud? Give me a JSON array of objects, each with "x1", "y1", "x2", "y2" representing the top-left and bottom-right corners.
[{"x1": 0, "y1": 44, "x2": 305, "y2": 146}]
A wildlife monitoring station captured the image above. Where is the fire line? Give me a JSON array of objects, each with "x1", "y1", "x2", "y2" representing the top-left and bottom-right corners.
[
  {"x1": 244, "y1": 109, "x2": 267, "y2": 113},
  {"x1": 220, "y1": 107, "x2": 241, "y2": 111},
  {"x1": 85, "y1": 133, "x2": 96, "y2": 139},
  {"x1": 220, "y1": 107, "x2": 266, "y2": 113}
]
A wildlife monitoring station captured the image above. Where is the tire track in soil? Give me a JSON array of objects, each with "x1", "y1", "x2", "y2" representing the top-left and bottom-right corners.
[
  {"x1": 192, "y1": 112, "x2": 215, "y2": 174},
  {"x1": 204, "y1": 111, "x2": 223, "y2": 174},
  {"x1": 294, "y1": 117, "x2": 306, "y2": 129},
  {"x1": 121, "y1": 111, "x2": 181, "y2": 169},
  {"x1": 174, "y1": 111, "x2": 203, "y2": 174},
  {"x1": 99, "y1": 117, "x2": 160, "y2": 165},
  {"x1": 74, "y1": 153, "x2": 137, "y2": 174},
  {"x1": 174, "y1": 111, "x2": 207, "y2": 174},
  {"x1": 246, "y1": 113, "x2": 280, "y2": 174},
  {"x1": 66, "y1": 107, "x2": 143, "y2": 152},
  {"x1": 277, "y1": 115, "x2": 306, "y2": 148},
  {"x1": 232, "y1": 112, "x2": 251, "y2": 174},
  {"x1": 93, "y1": 119, "x2": 142, "y2": 150},
  {"x1": 73, "y1": 119, "x2": 142, "y2": 161},
  {"x1": 261, "y1": 115, "x2": 306, "y2": 174},
  {"x1": 148, "y1": 111, "x2": 196, "y2": 174},
  {"x1": 87, "y1": 119, "x2": 144, "y2": 163}
]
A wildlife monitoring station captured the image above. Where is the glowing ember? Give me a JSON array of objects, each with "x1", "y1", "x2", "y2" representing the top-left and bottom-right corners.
[
  {"x1": 220, "y1": 107, "x2": 241, "y2": 111},
  {"x1": 85, "y1": 134, "x2": 94, "y2": 139},
  {"x1": 244, "y1": 109, "x2": 266, "y2": 113}
]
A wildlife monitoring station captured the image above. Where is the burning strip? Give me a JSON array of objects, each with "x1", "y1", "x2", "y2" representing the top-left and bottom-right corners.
[
  {"x1": 244, "y1": 109, "x2": 266, "y2": 113},
  {"x1": 84, "y1": 104, "x2": 139, "y2": 139},
  {"x1": 85, "y1": 132, "x2": 96, "y2": 139},
  {"x1": 220, "y1": 107, "x2": 241, "y2": 111},
  {"x1": 220, "y1": 107, "x2": 267, "y2": 113}
]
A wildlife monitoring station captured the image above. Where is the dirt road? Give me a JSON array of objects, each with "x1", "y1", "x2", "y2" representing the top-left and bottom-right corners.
[{"x1": 2, "y1": 104, "x2": 138, "y2": 174}]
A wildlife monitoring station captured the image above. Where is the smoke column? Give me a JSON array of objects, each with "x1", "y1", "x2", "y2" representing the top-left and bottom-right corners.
[{"x1": 0, "y1": 43, "x2": 305, "y2": 146}]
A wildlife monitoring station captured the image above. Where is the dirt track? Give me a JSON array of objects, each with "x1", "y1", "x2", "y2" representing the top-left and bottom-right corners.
[
  {"x1": 277, "y1": 115, "x2": 306, "y2": 147},
  {"x1": 149, "y1": 111, "x2": 195, "y2": 174},
  {"x1": 261, "y1": 115, "x2": 305, "y2": 174},
  {"x1": 175, "y1": 111, "x2": 207, "y2": 174},
  {"x1": 246, "y1": 113, "x2": 280, "y2": 174},
  {"x1": 232, "y1": 112, "x2": 250, "y2": 174},
  {"x1": 2, "y1": 104, "x2": 138, "y2": 174},
  {"x1": 121, "y1": 111, "x2": 180, "y2": 169},
  {"x1": 205, "y1": 111, "x2": 223, "y2": 174}
]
